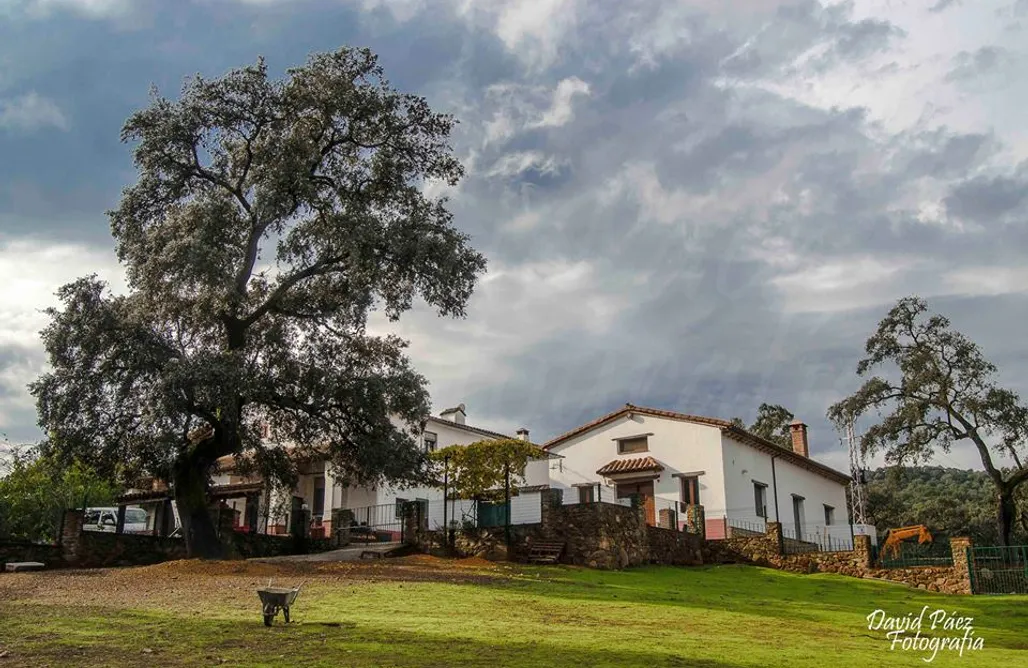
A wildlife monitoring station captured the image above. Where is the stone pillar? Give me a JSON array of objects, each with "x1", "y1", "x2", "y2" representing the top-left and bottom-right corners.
[
  {"x1": 60, "y1": 509, "x2": 84, "y2": 565},
  {"x1": 402, "y1": 501, "x2": 422, "y2": 547},
  {"x1": 949, "y1": 537, "x2": 973, "y2": 595},
  {"x1": 765, "y1": 521, "x2": 783, "y2": 556},
  {"x1": 539, "y1": 489, "x2": 563, "y2": 539},
  {"x1": 853, "y1": 534, "x2": 872, "y2": 568},
  {"x1": 331, "y1": 508, "x2": 351, "y2": 547},
  {"x1": 658, "y1": 508, "x2": 675, "y2": 530},
  {"x1": 685, "y1": 504, "x2": 705, "y2": 539}
]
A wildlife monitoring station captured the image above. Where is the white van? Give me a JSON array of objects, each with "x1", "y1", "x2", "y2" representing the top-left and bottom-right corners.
[{"x1": 83, "y1": 507, "x2": 149, "y2": 534}]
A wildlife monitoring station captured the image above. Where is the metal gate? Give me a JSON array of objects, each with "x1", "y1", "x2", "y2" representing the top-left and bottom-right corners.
[
  {"x1": 968, "y1": 545, "x2": 1028, "y2": 594},
  {"x1": 342, "y1": 500, "x2": 427, "y2": 543},
  {"x1": 476, "y1": 501, "x2": 510, "y2": 528}
]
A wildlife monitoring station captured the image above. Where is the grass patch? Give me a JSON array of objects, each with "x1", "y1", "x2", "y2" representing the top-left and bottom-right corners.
[{"x1": 1, "y1": 563, "x2": 1025, "y2": 667}]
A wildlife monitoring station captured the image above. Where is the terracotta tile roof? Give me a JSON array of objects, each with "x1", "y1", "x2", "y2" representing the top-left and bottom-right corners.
[
  {"x1": 116, "y1": 481, "x2": 264, "y2": 504},
  {"x1": 596, "y1": 456, "x2": 664, "y2": 476},
  {"x1": 545, "y1": 404, "x2": 850, "y2": 485},
  {"x1": 425, "y1": 415, "x2": 516, "y2": 442},
  {"x1": 214, "y1": 417, "x2": 547, "y2": 474}
]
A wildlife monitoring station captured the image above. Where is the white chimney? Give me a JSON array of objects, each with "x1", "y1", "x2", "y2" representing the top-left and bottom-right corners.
[
  {"x1": 440, "y1": 403, "x2": 466, "y2": 425},
  {"x1": 516, "y1": 427, "x2": 530, "y2": 441}
]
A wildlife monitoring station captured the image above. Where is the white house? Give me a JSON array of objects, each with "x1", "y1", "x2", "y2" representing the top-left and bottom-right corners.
[
  {"x1": 213, "y1": 403, "x2": 552, "y2": 539},
  {"x1": 542, "y1": 404, "x2": 856, "y2": 545}
]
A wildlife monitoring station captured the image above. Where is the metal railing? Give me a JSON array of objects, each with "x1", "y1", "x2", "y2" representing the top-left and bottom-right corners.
[
  {"x1": 727, "y1": 518, "x2": 768, "y2": 536},
  {"x1": 781, "y1": 527, "x2": 854, "y2": 555},
  {"x1": 339, "y1": 503, "x2": 404, "y2": 531}
]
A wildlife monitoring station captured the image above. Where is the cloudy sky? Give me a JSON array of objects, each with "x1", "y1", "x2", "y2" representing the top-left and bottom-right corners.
[{"x1": 1, "y1": 0, "x2": 1027, "y2": 474}]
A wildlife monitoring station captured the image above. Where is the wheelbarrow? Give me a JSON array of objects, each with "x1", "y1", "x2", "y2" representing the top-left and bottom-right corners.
[{"x1": 257, "y1": 579, "x2": 304, "y2": 627}]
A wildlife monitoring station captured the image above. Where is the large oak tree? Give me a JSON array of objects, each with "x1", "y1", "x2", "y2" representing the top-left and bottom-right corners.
[
  {"x1": 31, "y1": 48, "x2": 486, "y2": 557},
  {"x1": 828, "y1": 297, "x2": 1028, "y2": 545}
]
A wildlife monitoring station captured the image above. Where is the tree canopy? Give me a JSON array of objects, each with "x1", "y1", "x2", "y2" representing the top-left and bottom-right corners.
[
  {"x1": 732, "y1": 403, "x2": 795, "y2": 448},
  {"x1": 0, "y1": 446, "x2": 118, "y2": 543},
  {"x1": 30, "y1": 47, "x2": 486, "y2": 557},
  {"x1": 828, "y1": 296, "x2": 1028, "y2": 545},
  {"x1": 429, "y1": 439, "x2": 542, "y2": 501}
]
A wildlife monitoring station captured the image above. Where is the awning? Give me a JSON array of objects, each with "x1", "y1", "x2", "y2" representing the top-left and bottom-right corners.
[{"x1": 596, "y1": 456, "x2": 664, "y2": 477}]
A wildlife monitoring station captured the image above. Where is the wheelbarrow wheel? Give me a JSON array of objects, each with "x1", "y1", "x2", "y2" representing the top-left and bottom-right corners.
[
  {"x1": 283, "y1": 607, "x2": 290, "y2": 624},
  {"x1": 263, "y1": 613, "x2": 274, "y2": 627}
]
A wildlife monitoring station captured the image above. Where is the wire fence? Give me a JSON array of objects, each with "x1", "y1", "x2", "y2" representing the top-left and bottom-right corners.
[
  {"x1": 875, "y1": 538, "x2": 955, "y2": 568},
  {"x1": 968, "y1": 545, "x2": 1028, "y2": 595}
]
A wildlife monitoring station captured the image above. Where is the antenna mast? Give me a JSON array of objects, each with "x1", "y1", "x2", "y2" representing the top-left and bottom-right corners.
[{"x1": 844, "y1": 419, "x2": 868, "y2": 526}]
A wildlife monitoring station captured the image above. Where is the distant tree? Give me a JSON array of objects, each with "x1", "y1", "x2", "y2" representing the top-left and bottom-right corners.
[
  {"x1": 30, "y1": 47, "x2": 486, "y2": 558},
  {"x1": 862, "y1": 466, "x2": 1016, "y2": 544},
  {"x1": 429, "y1": 439, "x2": 542, "y2": 501},
  {"x1": 828, "y1": 297, "x2": 1028, "y2": 546},
  {"x1": 0, "y1": 447, "x2": 118, "y2": 543},
  {"x1": 731, "y1": 404, "x2": 795, "y2": 448},
  {"x1": 748, "y1": 404, "x2": 795, "y2": 448}
]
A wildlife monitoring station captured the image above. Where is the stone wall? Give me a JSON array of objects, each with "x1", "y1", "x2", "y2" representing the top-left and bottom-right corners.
[
  {"x1": 546, "y1": 500, "x2": 650, "y2": 569},
  {"x1": 646, "y1": 526, "x2": 704, "y2": 566},
  {"x1": 0, "y1": 542, "x2": 63, "y2": 569},
  {"x1": 704, "y1": 521, "x2": 974, "y2": 595},
  {"x1": 73, "y1": 531, "x2": 189, "y2": 568},
  {"x1": 56, "y1": 509, "x2": 332, "y2": 568},
  {"x1": 408, "y1": 492, "x2": 705, "y2": 570},
  {"x1": 229, "y1": 531, "x2": 332, "y2": 559}
]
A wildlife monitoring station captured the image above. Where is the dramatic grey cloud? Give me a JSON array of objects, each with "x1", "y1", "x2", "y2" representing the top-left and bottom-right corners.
[{"x1": 1, "y1": 0, "x2": 1026, "y2": 478}]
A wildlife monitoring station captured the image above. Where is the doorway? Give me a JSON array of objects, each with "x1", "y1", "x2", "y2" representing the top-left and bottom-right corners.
[{"x1": 615, "y1": 480, "x2": 656, "y2": 525}]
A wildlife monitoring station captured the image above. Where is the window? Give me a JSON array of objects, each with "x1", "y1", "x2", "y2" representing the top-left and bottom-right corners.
[
  {"x1": 423, "y1": 431, "x2": 437, "y2": 453},
  {"x1": 753, "y1": 482, "x2": 768, "y2": 519},
  {"x1": 680, "y1": 476, "x2": 700, "y2": 507},
  {"x1": 578, "y1": 485, "x2": 596, "y2": 504},
  {"x1": 395, "y1": 498, "x2": 408, "y2": 519},
  {"x1": 823, "y1": 504, "x2": 834, "y2": 526},
  {"x1": 617, "y1": 436, "x2": 649, "y2": 454}
]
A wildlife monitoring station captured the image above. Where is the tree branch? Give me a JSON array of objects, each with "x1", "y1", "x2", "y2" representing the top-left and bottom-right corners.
[{"x1": 240, "y1": 255, "x2": 345, "y2": 328}]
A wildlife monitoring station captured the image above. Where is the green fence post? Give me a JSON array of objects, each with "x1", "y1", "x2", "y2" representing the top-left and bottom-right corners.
[{"x1": 965, "y1": 546, "x2": 976, "y2": 595}]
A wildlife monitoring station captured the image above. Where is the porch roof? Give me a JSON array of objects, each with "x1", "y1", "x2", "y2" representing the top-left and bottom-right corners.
[
  {"x1": 115, "y1": 481, "x2": 264, "y2": 505},
  {"x1": 596, "y1": 456, "x2": 664, "y2": 477}
]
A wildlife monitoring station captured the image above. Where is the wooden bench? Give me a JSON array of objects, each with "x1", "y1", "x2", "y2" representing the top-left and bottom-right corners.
[
  {"x1": 4, "y1": 562, "x2": 45, "y2": 572},
  {"x1": 526, "y1": 542, "x2": 565, "y2": 565}
]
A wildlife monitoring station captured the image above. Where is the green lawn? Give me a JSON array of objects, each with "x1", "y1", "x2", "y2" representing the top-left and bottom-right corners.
[{"x1": 1, "y1": 562, "x2": 1025, "y2": 667}]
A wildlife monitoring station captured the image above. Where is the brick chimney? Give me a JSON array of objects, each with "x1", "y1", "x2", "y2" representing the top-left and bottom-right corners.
[
  {"x1": 516, "y1": 427, "x2": 530, "y2": 441},
  {"x1": 789, "y1": 419, "x2": 809, "y2": 458},
  {"x1": 440, "y1": 403, "x2": 466, "y2": 425}
]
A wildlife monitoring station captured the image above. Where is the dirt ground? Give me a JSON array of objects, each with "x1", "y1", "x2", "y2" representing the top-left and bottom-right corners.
[{"x1": 0, "y1": 555, "x2": 511, "y2": 612}]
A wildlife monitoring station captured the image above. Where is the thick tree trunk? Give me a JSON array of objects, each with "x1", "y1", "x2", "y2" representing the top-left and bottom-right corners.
[
  {"x1": 173, "y1": 453, "x2": 224, "y2": 559},
  {"x1": 997, "y1": 487, "x2": 1017, "y2": 547}
]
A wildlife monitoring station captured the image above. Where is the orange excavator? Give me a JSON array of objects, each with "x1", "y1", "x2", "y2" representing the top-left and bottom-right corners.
[{"x1": 882, "y1": 525, "x2": 933, "y2": 558}]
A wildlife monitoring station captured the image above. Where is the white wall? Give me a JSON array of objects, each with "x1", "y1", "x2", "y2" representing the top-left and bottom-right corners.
[
  {"x1": 719, "y1": 435, "x2": 849, "y2": 534},
  {"x1": 547, "y1": 413, "x2": 727, "y2": 513},
  {"x1": 772, "y1": 454, "x2": 849, "y2": 538}
]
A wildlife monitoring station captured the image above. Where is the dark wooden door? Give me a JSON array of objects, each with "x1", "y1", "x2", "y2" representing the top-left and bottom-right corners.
[{"x1": 616, "y1": 480, "x2": 656, "y2": 525}]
